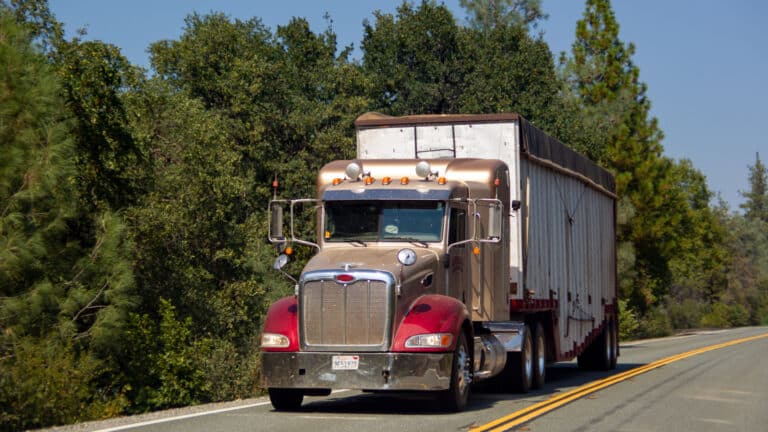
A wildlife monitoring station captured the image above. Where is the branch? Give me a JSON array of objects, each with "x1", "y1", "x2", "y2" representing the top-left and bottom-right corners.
[{"x1": 72, "y1": 281, "x2": 108, "y2": 323}]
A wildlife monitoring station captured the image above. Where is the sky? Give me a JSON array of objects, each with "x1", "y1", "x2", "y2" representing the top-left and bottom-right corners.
[{"x1": 47, "y1": 0, "x2": 768, "y2": 211}]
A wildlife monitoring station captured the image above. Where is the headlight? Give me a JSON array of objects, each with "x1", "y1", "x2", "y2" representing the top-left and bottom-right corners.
[
  {"x1": 261, "y1": 333, "x2": 290, "y2": 348},
  {"x1": 404, "y1": 333, "x2": 453, "y2": 348}
]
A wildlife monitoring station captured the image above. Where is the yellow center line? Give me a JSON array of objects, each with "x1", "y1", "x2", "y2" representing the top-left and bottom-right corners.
[{"x1": 471, "y1": 332, "x2": 768, "y2": 432}]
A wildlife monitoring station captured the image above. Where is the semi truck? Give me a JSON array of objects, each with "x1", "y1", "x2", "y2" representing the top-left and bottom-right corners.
[{"x1": 261, "y1": 112, "x2": 618, "y2": 411}]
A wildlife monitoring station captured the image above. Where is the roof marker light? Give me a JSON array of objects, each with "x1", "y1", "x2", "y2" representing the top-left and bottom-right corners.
[
  {"x1": 438, "y1": 177, "x2": 447, "y2": 185},
  {"x1": 332, "y1": 178, "x2": 342, "y2": 186},
  {"x1": 401, "y1": 177, "x2": 409, "y2": 185},
  {"x1": 382, "y1": 176, "x2": 392, "y2": 185},
  {"x1": 365, "y1": 176, "x2": 375, "y2": 185}
]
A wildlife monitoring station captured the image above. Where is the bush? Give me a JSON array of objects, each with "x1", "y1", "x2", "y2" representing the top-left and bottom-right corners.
[
  {"x1": 618, "y1": 299, "x2": 640, "y2": 340},
  {"x1": 636, "y1": 306, "x2": 673, "y2": 339},
  {"x1": 701, "y1": 302, "x2": 750, "y2": 328},
  {"x1": 667, "y1": 299, "x2": 707, "y2": 329}
]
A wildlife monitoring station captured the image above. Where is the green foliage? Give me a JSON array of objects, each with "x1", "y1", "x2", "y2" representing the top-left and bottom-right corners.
[
  {"x1": 636, "y1": 306, "x2": 672, "y2": 339},
  {"x1": 3, "y1": 0, "x2": 768, "y2": 427},
  {"x1": 0, "y1": 335, "x2": 126, "y2": 431},
  {"x1": 57, "y1": 38, "x2": 148, "y2": 211},
  {"x1": 459, "y1": 0, "x2": 547, "y2": 31},
  {"x1": 741, "y1": 153, "x2": 768, "y2": 223},
  {"x1": 666, "y1": 299, "x2": 707, "y2": 330},
  {"x1": 362, "y1": 1, "x2": 464, "y2": 115},
  {"x1": 617, "y1": 299, "x2": 639, "y2": 340},
  {"x1": 700, "y1": 303, "x2": 750, "y2": 328}
]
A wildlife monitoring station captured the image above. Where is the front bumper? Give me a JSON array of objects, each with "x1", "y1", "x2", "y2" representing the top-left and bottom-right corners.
[{"x1": 262, "y1": 351, "x2": 453, "y2": 391}]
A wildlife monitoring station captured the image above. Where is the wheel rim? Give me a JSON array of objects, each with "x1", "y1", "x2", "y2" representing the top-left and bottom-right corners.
[
  {"x1": 457, "y1": 342, "x2": 471, "y2": 396},
  {"x1": 537, "y1": 334, "x2": 545, "y2": 374},
  {"x1": 524, "y1": 336, "x2": 533, "y2": 381}
]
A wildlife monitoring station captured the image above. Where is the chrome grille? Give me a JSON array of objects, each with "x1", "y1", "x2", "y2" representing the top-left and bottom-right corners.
[{"x1": 301, "y1": 274, "x2": 392, "y2": 350}]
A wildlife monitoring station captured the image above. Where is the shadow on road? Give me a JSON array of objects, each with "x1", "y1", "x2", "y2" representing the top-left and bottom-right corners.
[{"x1": 275, "y1": 361, "x2": 648, "y2": 415}]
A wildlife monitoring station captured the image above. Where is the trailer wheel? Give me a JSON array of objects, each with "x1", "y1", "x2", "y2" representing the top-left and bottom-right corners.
[
  {"x1": 268, "y1": 388, "x2": 304, "y2": 411},
  {"x1": 578, "y1": 320, "x2": 614, "y2": 371},
  {"x1": 532, "y1": 322, "x2": 546, "y2": 389},
  {"x1": 440, "y1": 331, "x2": 471, "y2": 411},
  {"x1": 508, "y1": 324, "x2": 533, "y2": 393},
  {"x1": 609, "y1": 319, "x2": 618, "y2": 370}
]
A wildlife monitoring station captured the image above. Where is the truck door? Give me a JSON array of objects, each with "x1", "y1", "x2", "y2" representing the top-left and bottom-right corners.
[{"x1": 448, "y1": 205, "x2": 470, "y2": 306}]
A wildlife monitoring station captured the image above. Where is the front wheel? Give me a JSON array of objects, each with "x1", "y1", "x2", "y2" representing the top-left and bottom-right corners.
[
  {"x1": 440, "y1": 331, "x2": 471, "y2": 412},
  {"x1": 268, "y1": 388, "x2": 304, "y2": 411}
]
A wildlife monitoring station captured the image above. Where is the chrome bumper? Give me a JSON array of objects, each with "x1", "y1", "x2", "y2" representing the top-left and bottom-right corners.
[{"x1": 262, "y1": 352, "x2": 453, "y2": 391}]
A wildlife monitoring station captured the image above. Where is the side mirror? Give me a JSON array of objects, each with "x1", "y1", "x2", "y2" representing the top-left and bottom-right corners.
[
  {"x1": 273, "y1": 254, "x2": 289, "y2": 270},
  {"x1": 488, "y1": 203, "x2": 502, "y2": 239},
  {"x1": 269, "y1": 202, "x2": 285, "y2": 243}
]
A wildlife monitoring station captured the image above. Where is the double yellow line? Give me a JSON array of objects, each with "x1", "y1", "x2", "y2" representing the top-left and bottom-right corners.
[{"x1": 471, "y1": 332, "x2": 768, "y2": 432}]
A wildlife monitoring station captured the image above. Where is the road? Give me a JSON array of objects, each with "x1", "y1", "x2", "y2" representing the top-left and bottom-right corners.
[{"x1": 57, "y1": 326, "x2": 768, "y2": 432}]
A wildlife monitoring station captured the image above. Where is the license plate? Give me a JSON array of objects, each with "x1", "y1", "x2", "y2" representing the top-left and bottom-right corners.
[{"x1": 332, "y1": 355, "x2": 359, "y2": 370}]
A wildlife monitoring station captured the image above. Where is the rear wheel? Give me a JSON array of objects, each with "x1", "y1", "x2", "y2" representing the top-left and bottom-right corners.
[
  {"x1": 508, "y1": 324, "x2": 533, "y2": 393},
  {"x1": 440, "y1": 331, "x2": 471, "y2": 411},
  {"x1": 578, "y1": 320, "x2": 615, "y2": 371},
  {"x1": 532, "y1": 322, "x2": 546, "y2": 389},
  {"x1": 268, "y1": 388, "x2": 304, "y2": 411}
]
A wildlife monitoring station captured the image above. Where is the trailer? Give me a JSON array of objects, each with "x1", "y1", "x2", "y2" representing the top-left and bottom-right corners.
[{"x1": 262, "y1": 112, "x2": 618, "y2": 411}]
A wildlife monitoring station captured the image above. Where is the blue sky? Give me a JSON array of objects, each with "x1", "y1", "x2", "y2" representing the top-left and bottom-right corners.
[{"x1": 48, "y1": 0, "x2": 768, "y2": 211}]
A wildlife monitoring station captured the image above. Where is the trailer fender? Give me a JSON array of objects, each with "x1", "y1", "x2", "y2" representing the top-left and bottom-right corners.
[
  {"x1": 392, "y1": 295, "x2": 471, "y2": 352},
  {"x1": 261, "y1": 296, "x2": 299, "y2": 352}
]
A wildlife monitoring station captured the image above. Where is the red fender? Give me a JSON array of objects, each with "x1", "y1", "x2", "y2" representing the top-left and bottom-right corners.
[
  {"x1": 261, "y1": 296, "x2": 299, "y2": 352},
  {"x1": 392, "y1": 295, "x2": 470, "y2": 352}
]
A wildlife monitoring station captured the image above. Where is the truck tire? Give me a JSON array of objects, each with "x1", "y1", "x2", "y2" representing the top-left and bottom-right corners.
[
  {"x1": 508, "y1": 324, "x2": 533, "y2": 393},
  {"x1": 268, "y1": 388, "x2": 304, "y2": 411},
  {"x1": 609, "y1": 319, "x2": 618, "y2": 370},
  {"x1": 532, "y1": 322, "x2": 546, "y2": 389},
  {"x1": 578, "y1": 320, "x2": 615, "y2": 371},
  {"x1": 440, "y1": 331, "x2": 471, "y2": 412}
]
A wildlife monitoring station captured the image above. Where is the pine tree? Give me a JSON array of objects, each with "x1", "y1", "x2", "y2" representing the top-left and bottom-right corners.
[
  {"x1": 563, "y1": 0, "x2": 674, "y2": 311},
  {"x1": 741, "y1": 152, "x2": 768, "y2": 222}
]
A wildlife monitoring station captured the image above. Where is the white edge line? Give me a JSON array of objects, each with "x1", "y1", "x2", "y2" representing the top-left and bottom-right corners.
[
  {"x1": 92, "y1": 390, "x2": 351, "y2": 432},
  {"x1": 92, "y1": 402, "x2": 272, "y2": 432}
]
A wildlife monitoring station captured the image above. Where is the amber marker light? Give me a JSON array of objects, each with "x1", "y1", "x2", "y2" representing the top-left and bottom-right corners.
[
  {"x1": 382, "y1": 176, "x2": 392, "y2": 185},
  {"x1": 285, "y1": 246, "x2": 293, "y2": 256},
  {"x1": 473, "y1": 246, "x2": 481, "y2": 256},
  {"x1": 364, "y1": 176, "x2": 375, "y2": 185},
  {"x1": 438, "y1": 177, "x2": 447, "y2": 185},
  {"x1": 332, "y1": 178, "x2": 342, "y2": 186},
  {"x1": 401, "y1": 176, "x2": 409, "y2": 185}
]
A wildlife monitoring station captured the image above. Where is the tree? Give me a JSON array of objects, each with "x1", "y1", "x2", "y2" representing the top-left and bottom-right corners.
[
  {"x1": 459, "y1": 0, "x2": 547, "y2": 32},
  {"x1": 562, "y1": 0, "x2": 674, "y2": 311},
  {"x1": 0, "y1": 9, "x2": 138, "y2": 429},
  {"x1": 741, "y1": 152, "x2": 768, "y2": 222},
  {"x1": 362, "y1": 1, "x2": 464, "y2": 115}
]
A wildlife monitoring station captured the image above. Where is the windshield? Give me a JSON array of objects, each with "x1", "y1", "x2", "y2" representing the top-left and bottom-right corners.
[{"x1": 325, "y1": 201, "x2": 445, "y2": 243}]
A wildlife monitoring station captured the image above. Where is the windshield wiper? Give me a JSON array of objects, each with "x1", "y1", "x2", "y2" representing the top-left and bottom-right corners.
[
  {"x1": 386, "y1": 237, "x2": 429, "y2": 248},
  {"x1": 341, "y1": 238, "x2": 368, "y2": 247}
]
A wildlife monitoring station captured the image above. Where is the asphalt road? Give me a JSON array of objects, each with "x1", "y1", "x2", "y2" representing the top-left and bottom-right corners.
[{"x1": 55, "y1": 326, "x2": 768, "y2": 432}]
